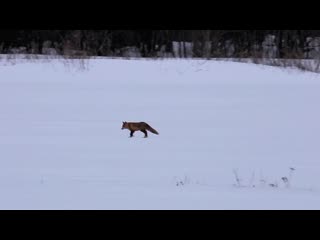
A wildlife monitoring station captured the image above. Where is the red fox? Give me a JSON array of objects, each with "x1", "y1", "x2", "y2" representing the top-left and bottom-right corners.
[{"x1": 121, "y1": 121, "x2": 159, "y2": 138}]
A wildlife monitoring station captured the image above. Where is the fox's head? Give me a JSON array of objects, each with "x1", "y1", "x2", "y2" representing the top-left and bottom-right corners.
[{"x1": 121, "y1": 121, "x2": 128, "y2": 130}]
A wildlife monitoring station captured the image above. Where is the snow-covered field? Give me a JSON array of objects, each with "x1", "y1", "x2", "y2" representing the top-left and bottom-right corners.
[{"x1": 1, "y1": 57, "x2": 320, "y2": 209}]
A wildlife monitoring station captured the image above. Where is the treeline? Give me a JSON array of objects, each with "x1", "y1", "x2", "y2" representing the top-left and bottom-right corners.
[{"x1": 1, "y1": 30, "x2": 320, "y2": 59}]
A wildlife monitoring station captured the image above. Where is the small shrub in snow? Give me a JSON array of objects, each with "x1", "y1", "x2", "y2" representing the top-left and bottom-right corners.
[
  {"x1": 269, "y1": 183, "x2": 278, "y2": 188},
  {"x1": 232, "y1": 168, "x2": 242, "y2": 187},
  {"x1": 281, "y1": 167, "x2": 295, "y2": 188},
  {"x1": 232, "y1": 167, "x2": 296, "y2": 189},
  {"x1": 175, "y1": 175, "x2": 191, "y2": 187}
]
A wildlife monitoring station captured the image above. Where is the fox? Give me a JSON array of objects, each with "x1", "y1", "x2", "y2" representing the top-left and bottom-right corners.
[{"x1": 121, "y1": 121, "x2": 159, "y2": 138}]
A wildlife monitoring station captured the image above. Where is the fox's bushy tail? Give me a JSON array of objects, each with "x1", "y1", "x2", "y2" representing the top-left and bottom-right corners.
[{"x1": 146, "y1": 124, "x2": 159, "y2": 135}]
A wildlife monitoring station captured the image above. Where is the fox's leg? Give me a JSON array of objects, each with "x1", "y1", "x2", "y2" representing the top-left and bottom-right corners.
[
  {"x1": 130, "y1": 130, "x2": 135, "y2": 137},
  {"x1": 141, "y1": 130, "x2": 148, "y2": 138}
]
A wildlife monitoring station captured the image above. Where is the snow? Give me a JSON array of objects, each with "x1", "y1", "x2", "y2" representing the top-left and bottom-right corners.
[{"x1": 1, "y1": 57, "x2": 320, "y2": 209}]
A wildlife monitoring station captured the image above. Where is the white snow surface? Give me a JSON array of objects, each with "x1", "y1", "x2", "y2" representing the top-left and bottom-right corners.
[{"x1": 1, "y1": 57, "x2": 320, "y2": 209}]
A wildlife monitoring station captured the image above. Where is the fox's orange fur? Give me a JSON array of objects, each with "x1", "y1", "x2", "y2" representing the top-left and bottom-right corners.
[{"x1": 121, "y1": 121, "x2": 159, "y2": 138}]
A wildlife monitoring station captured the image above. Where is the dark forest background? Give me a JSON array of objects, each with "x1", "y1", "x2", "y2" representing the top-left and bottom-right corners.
[{"x1": 1, "y1": 30, "x2": 320, "y2": 59}]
